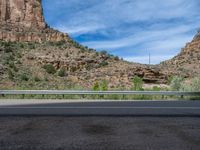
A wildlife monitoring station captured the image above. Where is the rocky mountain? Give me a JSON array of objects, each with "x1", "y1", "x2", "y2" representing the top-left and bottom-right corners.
[
  {"x1": 0, "y1": 0, "x2": 68, "y2": 42},
  {"x1": 160, "y1": 31, "x2": 200, "y2": 78},
  {"x1": 2, "y1": 0, "x2": 198, "y2": 90}
]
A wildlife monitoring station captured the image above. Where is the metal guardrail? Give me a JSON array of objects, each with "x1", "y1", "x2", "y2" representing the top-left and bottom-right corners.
[{"x1": 0, "y1": 90, "x2": 200, "y2": 96}]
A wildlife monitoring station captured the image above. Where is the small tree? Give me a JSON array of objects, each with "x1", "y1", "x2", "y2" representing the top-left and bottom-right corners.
[
  {"x1": 43, "y1": 64, "x2": 56, "y2": 74},
  {"x1": 93, "y1": 82, "x2": 100, "y2": 91},
  {"x1": 132, "y1": 75, "x2": 143, "y2": 91},
  {"x1": 58, "y1": 68, "x2": 65, "y2": 77},
  {"x1": 170, "y1": 76, "x2": 183, "y2": 91}
]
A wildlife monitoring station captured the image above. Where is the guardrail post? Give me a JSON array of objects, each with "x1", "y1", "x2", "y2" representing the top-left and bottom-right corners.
[{"x1": 81, "y1": 94, "x2": 85, "y2": 99}]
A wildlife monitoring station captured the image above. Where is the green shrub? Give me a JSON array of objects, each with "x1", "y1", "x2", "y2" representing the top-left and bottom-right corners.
[
  {"x1": 55, "y1": 40, "x2": 66, "y2": 46},
  {"x1": 20, "y1": 73, "x2": 29, "y2": 81},
  {"x1": 28, "y1": 43, "x2": 36, "y2": 49},
  {"x1": 191, "y1": 77, "x2": 200, "y2": 91},
  {"x1": 93, "y1": 82, "x2": 100, "y2": 91},
  {"x1": 101, "y1": 80, "x2": 108, "y2": 91},
  {"x1": 170, "y1": 76, "x2": 183, "y2": 91},
  {"x1": 99, "y1": 60, "x2": 109, "y2": 67},
  {"x1": 132, "y1": 75, "x2": 143, "y2": 91},
  {"x1": 58, "y1": 68, "x2": 65, "y2": 77},
  {"x1": 34, "y1": 76, "x2": 41, "y2": 82},
  {"x1": 9, "y1": 62, "x2": 18, "y2": 72},
  {"x1": 43, "y1": 64, "x2": 56, "y2": 74},
  {"x1": 20, "y1": 43, "x2": 24, "y2": 48},
  {"x1": 4, "y1": 46, "x2": 13, "y2": 53},
  {"x1": 180, "y1": 77, "x2": 200, "y2": 92},
  {"x1": 152, "y1": 86, "x2": 161, "y2": 91}
]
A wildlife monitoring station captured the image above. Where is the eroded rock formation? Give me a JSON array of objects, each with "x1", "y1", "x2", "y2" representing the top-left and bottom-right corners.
[{"x1": 0, "y1": 0, "x2": 69, "y2": 42}]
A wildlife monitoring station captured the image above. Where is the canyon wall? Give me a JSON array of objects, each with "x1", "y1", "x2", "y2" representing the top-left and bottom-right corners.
[{"x1": 0, "y1": 0, "x2": 69, "y2": 42}]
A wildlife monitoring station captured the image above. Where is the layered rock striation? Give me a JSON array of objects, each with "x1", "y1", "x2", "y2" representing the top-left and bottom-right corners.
[{"x1": 0, "y1": 0, "x2": 68, "y2": 42}]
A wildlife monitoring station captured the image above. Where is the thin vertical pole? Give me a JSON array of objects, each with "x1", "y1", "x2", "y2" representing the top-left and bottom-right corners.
[{"x1": 149, "y1": 53, "x2": 151, "y2": 65}]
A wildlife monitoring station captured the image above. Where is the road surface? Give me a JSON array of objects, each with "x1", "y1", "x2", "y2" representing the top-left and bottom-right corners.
[
  {"x1": 0, "y1": 100, "x2": 200, "y2": 149},
  {"x1": 0, "y1": 100, "x2": 199, "y2": 116}
]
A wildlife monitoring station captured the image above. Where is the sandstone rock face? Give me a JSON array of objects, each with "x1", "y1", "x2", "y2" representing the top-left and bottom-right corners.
[
  {"x1": 0, "y1": 0, "x2": 69, "y2": 42},
  {"x1": 0, "y1": 0, "x2": 46, "y2": 28},
  {"x1": 160, "y1": 31, "x2": 200, "y2": 77}
]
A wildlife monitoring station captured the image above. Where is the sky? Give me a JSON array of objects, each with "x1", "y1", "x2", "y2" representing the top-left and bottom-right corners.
[{"x1": 42, "y1": 0, "x2": 200, "y2": 64}]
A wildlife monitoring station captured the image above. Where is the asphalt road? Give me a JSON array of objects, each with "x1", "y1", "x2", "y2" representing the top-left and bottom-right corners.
[
  {"x1": 0, "y1": 100, "x2": 200, "y2": 150},
  {"x1": 0, "y1": 117, "x2": 200, "y2": 150},
  {"x1": 0, "y1": 100, "x2": 200, "y2": 116}
]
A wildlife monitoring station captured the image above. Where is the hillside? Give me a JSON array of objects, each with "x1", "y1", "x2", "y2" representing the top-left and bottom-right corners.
[
  {"x1": 160, "y1": 31, "x2": 200, "y2": 78},
  {"x1": 1, "y1": 0, "x2": 200, "y2": 90},
  {"x1": 0, "y1": 0, "x2": 169, "y2": 90}
]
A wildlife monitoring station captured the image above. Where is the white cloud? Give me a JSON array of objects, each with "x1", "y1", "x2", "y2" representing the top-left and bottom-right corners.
[
  {"x1": 81, "y1": 23, "x2": 198, "y2": 50},
  {"x1": 43, "y1": 0, "x2": 200, "y2": 64}
]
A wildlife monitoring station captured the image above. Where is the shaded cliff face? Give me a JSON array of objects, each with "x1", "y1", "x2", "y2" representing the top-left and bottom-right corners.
[
  {"x1": 160, "y1": 31, "x2": 200, "y2": 77},
  {"x1": 0, "y1": 0, "x2": 69, "y2": 42}
]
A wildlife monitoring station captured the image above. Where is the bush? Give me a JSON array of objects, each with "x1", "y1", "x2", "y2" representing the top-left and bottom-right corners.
[
  {"x1": 58, "y1": 68, "x2": 65, "y2": 77},
  {"x1": 34, "y1": 76, "x2": 41, "y2": 82},
  {"x1": 191, "y1": 77, "x2": 200, "y2": 91},
  {"x1": 93, "y1": 82, "x2": 100, "y2": 91},
  {"x1": 9, "y1": 62, "x2": 18, "y2": 72},
  {"x1": 170, "y1": 76, "x2": 183, "y2": 91},
  {"x1": 4, "y1": 46, "x2": 13, "y2": 53},
  {"x1": 20, "y1": 73, "x2": 29, "y2": 81},
  {"x1": 101, "y1": 80, "x2": 108, "y2": 91},
  {"x1": 43, "y1": 64, "x2": 56, "y2": 74},
  {"x1": 99, "y1": 60, "x2": 109, "y2": 67},
  {"x1": 180, "y1": 77, "x2": 200, "y2": 92},
  {"x1": 55, "y1": 40, "x2": 66, "y2": 46},
  {"x1": 28, "y1": 43, "x2": 36, "y2": 49},
  {"x1": 3, "y1": 42, "x2": 14, "y2": 53},
  {"x1": 132, "y1": 75, "x2": 143, "y2": 91},
  {"x1": 152, "y1": 86, "x2": 161, "y2": 91}
]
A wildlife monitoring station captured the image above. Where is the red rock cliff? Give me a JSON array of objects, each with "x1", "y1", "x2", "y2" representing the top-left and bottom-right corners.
[{"x1": 0, "y1": 0, "x2": 69, "y2": 42}]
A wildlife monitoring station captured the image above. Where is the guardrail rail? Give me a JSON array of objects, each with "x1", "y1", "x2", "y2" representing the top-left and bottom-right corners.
[{"x1": 0, "y1": 90, "x2": 200, "y2": 98}]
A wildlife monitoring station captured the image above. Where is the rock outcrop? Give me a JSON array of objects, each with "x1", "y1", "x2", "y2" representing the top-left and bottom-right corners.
[
  {"x1": 160, "y1": 30, "x2": 200, "y2": 77},
  {"x1": 0, "y1": 0, "x2": 69, "y2": 42}
]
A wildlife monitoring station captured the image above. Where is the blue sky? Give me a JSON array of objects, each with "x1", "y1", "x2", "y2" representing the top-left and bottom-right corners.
[{"x1": 42, "y1": 0, "x2": 200, "y2": 64}]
